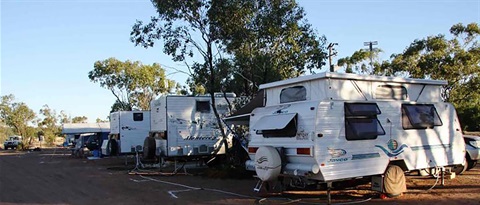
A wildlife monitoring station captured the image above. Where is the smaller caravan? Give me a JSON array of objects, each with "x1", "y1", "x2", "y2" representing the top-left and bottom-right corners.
[
  {"x1": 103, "y1": 111, "x2": 150, "y2": 155},
  {"x1": 226, "y1": 72, "x2": 466, "y2": 196},
  {"x1": 144, "y1": 93, "x2": 235, "y2": 160}
]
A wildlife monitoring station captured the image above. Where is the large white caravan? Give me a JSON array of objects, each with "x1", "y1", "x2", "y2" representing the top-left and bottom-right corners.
[
  {"x1": 227, "y1": 72, "x2": 466, "y2": 196},
  {"x1": 144, "y1": 94, "x2": 235, "y2": 160},
  {"x1": 105, "y1": 111, "x2": 150, "y2": 155}
]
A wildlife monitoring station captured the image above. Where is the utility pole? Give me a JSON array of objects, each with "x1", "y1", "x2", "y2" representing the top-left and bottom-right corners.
[
  {"x1": 327, "y1": 43, "x2": 338, "y2": 72},
  {"x1": 364, "y1": 41, "x2": 378, "y2": 69}
]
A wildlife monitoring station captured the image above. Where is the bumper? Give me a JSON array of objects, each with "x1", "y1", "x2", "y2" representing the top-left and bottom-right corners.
[{"x1": 466, "y1": 145, "x2": 480, "y2": 161}]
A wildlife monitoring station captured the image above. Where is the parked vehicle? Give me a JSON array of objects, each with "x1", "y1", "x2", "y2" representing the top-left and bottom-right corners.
[
  {"x1": 226, "y1": 72, "x2": 466, "y2": 197},
  {"x1": 144, "y1": 93, "x2": 235, "y2": 161},
  {"x1": 3, "y1": 136, "x2": 22, "y2": 150},
  {"x1": 463, "y1": 135, "x2": 480, "y2": 170},
  {"x1": 62, "y1": 122, "x2": 110, "y2": 148},
  {"x1": 103, "y1": 111, "x2": 150, "y2": 156}
]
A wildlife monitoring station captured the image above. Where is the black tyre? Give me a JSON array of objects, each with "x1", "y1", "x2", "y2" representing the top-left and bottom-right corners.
[
  {"x1": 466, "y1": 154, "x2": 477, "y2": 171},
  {"x1": 107, "y1": 139, "x2": 119, "y2": 156},
  {"x1": 383, "y1": 165, "x2": 406, "y2": 197},
  {"x1": 453, "y1": 157, "x2": 468, "y2": 175},
  {"x1": 143, "y1": 137, "x2": 156, "y2": 160}
]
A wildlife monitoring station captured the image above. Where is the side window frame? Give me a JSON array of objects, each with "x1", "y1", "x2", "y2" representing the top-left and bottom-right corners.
[
  {"x1": 280, "y1": 86, "x2": 307, "y2": 103},
  {"x1": 402, "y1": 104, "x2": 443, "y2": 129},
  {"x1": 344, "y1": 103, "x2": 385, "y2": 141}
]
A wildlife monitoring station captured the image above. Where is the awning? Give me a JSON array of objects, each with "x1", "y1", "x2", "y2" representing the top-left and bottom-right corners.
[
  {"x1": 253, "y1": 113, "x2": 297, "y2": 131},
  {"x1": 224, "y1": 90, "x2": 265, "y2": 124},
  {"x1": 62, "y1": 123, "x2": 110, "y2": 134}
]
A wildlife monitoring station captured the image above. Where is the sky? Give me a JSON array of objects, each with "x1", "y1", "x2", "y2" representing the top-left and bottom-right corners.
[{"x1": 1, "y1": 0, "x2": 479, "y2": 123}]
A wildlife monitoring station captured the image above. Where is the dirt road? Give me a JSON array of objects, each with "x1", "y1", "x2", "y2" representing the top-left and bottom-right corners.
[{"x1": 0, "y1": 148, "x2": 479, "y2": 205}]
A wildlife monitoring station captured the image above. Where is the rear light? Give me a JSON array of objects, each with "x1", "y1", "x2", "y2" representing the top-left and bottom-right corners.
[
  {"x1": 248, "y1": 147, "x2": 258, "y2": 153},
  {"x1": 297, "y1": 148, "x2": 311, "y2": 155}
]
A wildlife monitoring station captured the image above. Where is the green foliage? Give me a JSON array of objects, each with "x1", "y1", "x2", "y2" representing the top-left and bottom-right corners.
[
  {"x1": 0, "y1": 94, "x2": 37, "y2": 148},
  {"x1": 337, "y1": 48, "x2": 383, "y2": 74},
  {"x1": 38, "y1": 104, "x2": 61, "y2": 145},
  {"x1": 388, "y1": 23, "x2": 480, "y2": 102},
  {"x1": 209, "y1": 0, "x2": 327, "y2": 96},
  {"x1": 72, "y1": 116, "x2": 88, "y2": 123},
  {"x1": 131, "y1": 0, "x2": 327, "y2": 97},
  {"x1": 386, "y1": 22, "x2": 480, "y2": 131},
  {"x1": 95, "y1": 118, "x2": 108, "y2": 123},
  {"x1": 88, "y1": 57, "x2": 175, "y2": 111}
]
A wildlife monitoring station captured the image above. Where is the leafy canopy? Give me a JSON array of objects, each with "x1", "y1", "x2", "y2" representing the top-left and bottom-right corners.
[{"x1": 88, "y1": 57, "x2": 175, "y2": 111}]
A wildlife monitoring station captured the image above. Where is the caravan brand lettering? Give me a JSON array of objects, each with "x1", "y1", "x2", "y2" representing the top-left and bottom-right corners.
[
  {"x1": 184, "y1": 135, "x2": 217, "y2": 140},
  {"x1": 328, "y1": 158, "x2": 348, "y2": 162}
]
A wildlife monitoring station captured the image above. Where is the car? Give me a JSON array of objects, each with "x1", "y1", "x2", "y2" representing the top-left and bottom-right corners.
[
  {"x1": 463, "y1": 135, "x2": 480, "y2": 170},
  {"x1": 3, "y1": 136, "x2": 22, "y2": 150}
]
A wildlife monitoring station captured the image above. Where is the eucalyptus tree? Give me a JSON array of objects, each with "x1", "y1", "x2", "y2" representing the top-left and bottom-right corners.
[
  {"x1": 88, "y1": 57, "x2": 175, "y2": 111},
  {"x1": 387, "y1": 23, "x2": 480, "y2": 130},
  {"x1": 0, "y1": 94, "x2": 37, "y2": 148},
  {"x1": 336, "y1": 48, "x2": 383, "y2": 74},
  {"x1": 209, "y1": 0, "x2": 327, "y2": 96},
  {"x1": 38, "y1": 104, "x2": 61, "y2": 144}
]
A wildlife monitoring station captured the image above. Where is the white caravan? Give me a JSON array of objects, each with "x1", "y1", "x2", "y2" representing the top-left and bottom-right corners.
[
  {"x1": 144, "y1": 94, "x2": 235, "y2": 160},
  {"x1": 229, "y1": 72, "x2": 465, "y2": 196},
  {"x1": 105, "y1": 111, "x2": 150, "y2": 155}
]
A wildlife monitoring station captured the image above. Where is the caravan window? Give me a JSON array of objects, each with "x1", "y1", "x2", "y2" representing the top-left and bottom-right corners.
[
  {"x1": 376, "y1": 85, "x2": 407, "y2": 100},
  {"x1": 255, "y1": 113, "x2": 297, "y2": 138},
  {"x1": 196, "y1": 101, "x2": 210, "y2": 113},
  {"x1": 133, "y1": 113, "x2": 143, "y2": 121},
  {"x1": 345, "y1": 103, "x2": 381, "y2": 116},
  {"x1": 345, "y1": 103, "x2": 385, "y2": 141},
  {"x1": 280, "y1": 86, "x2": 306, "y2": 103},
  {"x1": 402, "y1": 104, "x2": 442, "y2": 129}
]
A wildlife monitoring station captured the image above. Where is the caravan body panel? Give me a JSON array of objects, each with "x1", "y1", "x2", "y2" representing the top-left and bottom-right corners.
[
  {"x1": 150, "y1": 95, "x2": 234, "y2": 157},
  {"x1": 110, "y1": 111, "x2": 150, "y2": 154},
  {"x1": 247, "y1": 72, "x2": 465, "y2": 182}
]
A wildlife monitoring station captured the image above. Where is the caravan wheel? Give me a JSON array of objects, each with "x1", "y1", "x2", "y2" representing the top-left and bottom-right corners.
[
  {"x1": 143, "y1": 137, "x2": 156, "y2": 160},
  {"x1": 383, "y1": 165, "x2": 406, "y2": 197},
  {"x1": 108, "y1": 139, "x2": 119, "y2": 156}
]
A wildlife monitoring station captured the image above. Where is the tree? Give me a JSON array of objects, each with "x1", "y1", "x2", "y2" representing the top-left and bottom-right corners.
[
  {"x1": 209, "y1": 0, "x2": 327, "y2": 96},
  {"x1": 337, "y1": 48, "x2": 383, "y2": 74},
  {"x1": 72, "y1": 116, "x2": 88, "y2": 123},
  {"x1": 38, "y1": 104, "x2": 61, "y2": 145},
  {"x1": 88, "y1": 57, "x2": 175, "y2": 111},
  {"x1": 96, "y1": 118, "x2": 108, "y2": 123},
  {"x1": 130, "y1": 0, "x2": 328, "y2": 162},
  {"x1": 58, "y1": 110, "x2": 71, "y2": 124},
  {"x1": 0, "y1": 94, "x2": 37, "y2": 148},
  {"x1": 386, "y1": 22, "x2": 480, "y2": 131},
  {"x1": 131, "y1": 0, "x2": 233, "y2": 157}
]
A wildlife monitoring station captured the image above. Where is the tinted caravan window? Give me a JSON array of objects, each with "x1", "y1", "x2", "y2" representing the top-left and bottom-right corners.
[
  {"x1": 133, "y1": 113, "x2": 143, "y2": 121},
  {"x1": 402, "y1": 104, "x2": 442, "y2": 129},
  {"x1": 280, "y1": 86, "x2": 306, "y2": 103},
  {"x1": 196, "y1": 101, "x2": 210, "y2": 113},
  {"x1": 344, "y1": 103, "x2": 385, "y2": 140}
]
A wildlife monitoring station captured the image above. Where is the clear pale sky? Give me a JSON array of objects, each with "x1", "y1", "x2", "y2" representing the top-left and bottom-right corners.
[{"x1": 1, "y1": 0, "x2": 479, "y2": 122}]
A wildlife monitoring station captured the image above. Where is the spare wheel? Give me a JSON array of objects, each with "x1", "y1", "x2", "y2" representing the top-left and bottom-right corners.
[
  {"x1": 108, "y1": 139, "x2": 119, "y2": 156},
  {"x1": 383, "y1": 165, "x2": 406, "y2": 197},
  {"x1": 254, "y1": 146, "x2": 282, "y2": 182},
  {"x1": 143, "y1": 137, "x2": 156, "y2": 160}
]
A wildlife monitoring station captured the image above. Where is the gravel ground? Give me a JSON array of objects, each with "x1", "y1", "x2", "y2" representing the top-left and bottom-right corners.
[{"x1": 0, "y1": 148, "x2": 479, "y2": 205}]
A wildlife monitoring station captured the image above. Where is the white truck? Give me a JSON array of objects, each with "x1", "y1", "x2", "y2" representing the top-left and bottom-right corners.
[
  {"x1": 3, "y1": 136, "x2": 22, "y2": 150},
  {"x1": 143, "y1": 94, "x2": 235, "y2": 160},
  {"x1": 226, "y1": 72, "x2": 466, "y2": 197},
  {"x1": 103, "y1": 111, "x2": 150, "y2": 155}
]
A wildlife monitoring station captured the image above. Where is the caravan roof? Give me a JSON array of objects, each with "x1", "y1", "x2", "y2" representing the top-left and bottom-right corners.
[
  {"x1": 259, "y1": 72, "x2": 447, "y2": 90},
  {"x1": 62, "y1": 123, "x2": 110, "y2": 134}
]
